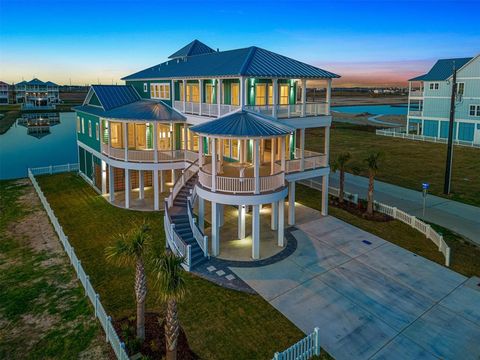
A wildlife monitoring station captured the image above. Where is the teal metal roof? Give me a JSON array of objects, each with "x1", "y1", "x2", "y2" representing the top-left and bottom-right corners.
[
  {"x1": 409, "y1": 57, "x2": 473, "y2": 81},
  {"x1": 123, "y1": 44, "x2": 340, "y2": 80},
  {"x1": 190, "y1": 110, "x2": 294, "y2": 138},
  {"x1": 74, "y1": 100, "x2": 186, "y2": 122},
  {"x1": 16, "y1": 78, "x2": 56, "y2": 86},
  {"x1": 91, "y1": 85, "x2": 140, "y2": 111},
  {"x1": 168, "y1": 39, "x2": 216, "y2": 59}
]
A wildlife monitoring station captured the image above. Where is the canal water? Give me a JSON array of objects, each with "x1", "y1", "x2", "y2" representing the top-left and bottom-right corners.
[
  {"x1": 0, "y1": 112, "x2": 78, "y2": 180},
  {"x1": 333, "y1": 104, "x2": 408, "y2": 115}
]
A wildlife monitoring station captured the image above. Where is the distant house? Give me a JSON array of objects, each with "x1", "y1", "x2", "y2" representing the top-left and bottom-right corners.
[
  {"x1": 0, "y1": 81, "x2": 11, "y2": 105},
  {"x1": 407, "y1": 55, "x2": 480, "y2": 145},
  {"x1": 15, "y1": 78, "x2": 60, "y2": 109}
]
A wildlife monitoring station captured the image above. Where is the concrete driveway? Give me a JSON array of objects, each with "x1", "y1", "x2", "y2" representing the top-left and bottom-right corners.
[{"x1": 231, "y1": 216, "x2": 480, "y2": 360}]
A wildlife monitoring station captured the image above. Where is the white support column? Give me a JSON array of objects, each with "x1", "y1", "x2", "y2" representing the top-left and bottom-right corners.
[
  {"x1": 160, "y1": 170, "x2": 165, "y2": 193},
  {"x1": 211, "y1": 202, "x2": 219, "y2": 256},
  {"x1": 199, "y1": 79, "x2": 204, "y2": 115},
  {"x1": 109, "y1": 165, "x2": 115, "y2": 202},
  {"x1": 218, "y1": 204, "x2": 224, "y2": 227},
  {"x1": 252, "y1": 204, "x2": 260, "y2": 260},
  {"x1": 324, "y1": 126, "x2": 330, "y2": 164},
  {"x1": 270, "y1": 138, "x2": 276, "y2": 175},
  {"x1": 240, "y1": 77, "x2": 245, "y2": 108},
  {"x1": 153, "y1": 169, "x2": 159, "y2": 210},
  {"x1": 272, "y1": 78, "x2": 278, "y2": 118},
  {"x1": 254, "y1": 139, "x2": 260, "y2": 194},
  {"x1": 301, "y1": 79, "x2": 307, "y2": 117},
  {"x1": 278, "y1": 199, "x2": 285, "y2": 247},
  {"x1": 101, "y1": 160, "x2": 107, "y2": 194},
  {"x1": 170, "y1": 123, "x2": 175, "y2": 157},
  {"x1": 300, "y1": 128, "x2": 305, "y2": 171},
  {"x1": 123, "y1": 123, "x2": 128, "y2": 161},
  {"x1": 219, "y1": 139, "x2": 224, "y2": 173},
  {"x1": 281, "y1": 136, "x2": 286, "y2": 172},
  {"x1": 183, "y1": 123, "x2": 188, "y2": 151},
  {"x1": 260, "y1": 139, "x2": 265, "y2": 163},
  {"x1": 243, "y1": 139, "x2": 248, "y2": 162},
  {"x1": 326, "y1": 79, "x2": 332, "y2": 115},
  {"x1": 271, "y1": 202, "x2": 278, "y2": 230},
  {"x1": 182, "y1": 79, "x2": 186, "y2": 112},
  {"x1": 198, "y1": 196, "x2": 205, "y2": 232},
  {"x1": 217, "y1": 79, "x2": 222, "y2": 116},
  {"x1": 198, "y1": 135, "x2": 204, "y2": 167},
  {"x1": 107, "y1": 120, "x2": 112, "y2": 156},
  {"x1": 322, "y1": 175, "x2": 329, "y2": 216},
  {"x1": 125, "y1": 169, "x2": 130, "y2": 209},
  {"x1": 238, "y1": 205, "x2": 246, "y2": 239},
  {"x1": 138, "y1": 170, "x2": 144, "y2": 200},
  {"x1": 211, "y1": 138, "x2": 217, "y2": 192},
  {"x1": 288, "y1": 181, "x2": 295, "y2": 225},
  {"x1": 171, "y1": 169, "x2": 176, "y2": 184},
  {"x1": 153, "y1": 122, "x2": 158, "y2": 163}
]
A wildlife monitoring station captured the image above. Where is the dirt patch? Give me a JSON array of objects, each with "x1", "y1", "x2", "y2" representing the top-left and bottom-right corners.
[
  {"x1": 330, "y1": 198, "x2": 393, "y2": 222},
  {"x1": 114, "y1": 312, "x2": 198, "y2": 360}
]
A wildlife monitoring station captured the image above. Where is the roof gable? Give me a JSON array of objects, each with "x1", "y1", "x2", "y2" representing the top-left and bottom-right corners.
[
  {"x1": 168, "y1": 40, "x2": 216, "y2": 59},
  {"x1": 90, "y1": 85, "x2": 140, "y2": 111},
  {"x1": 28, "y1": 78, "x2": 46, "y2": 85},
  {"x1": 409, "y1": 57, "x2": 473, "y2": 81}
]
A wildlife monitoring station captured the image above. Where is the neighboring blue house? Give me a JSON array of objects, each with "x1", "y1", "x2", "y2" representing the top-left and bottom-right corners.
[{"x1": 407, "y1": 55, "x2": 480, "y2": 145}]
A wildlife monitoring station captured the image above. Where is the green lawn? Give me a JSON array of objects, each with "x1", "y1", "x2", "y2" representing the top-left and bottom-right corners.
[
  {"x1": 0, "y1": 180, "x2": 110, "y2": 359},
  {"x1": 296, "y1": 183, "x2": 480, "y2": 278},
  {"x1": 306, "y1": 122, "x2": 480, "y2": 207},
  {"x1": 36, "y1": 173, "x2": 309, "y2": 360}
]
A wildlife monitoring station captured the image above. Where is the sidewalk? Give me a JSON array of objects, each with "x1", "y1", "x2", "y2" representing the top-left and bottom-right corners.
[{"x1": 325, "y1": 172, "x2": 480, "y2": 245}]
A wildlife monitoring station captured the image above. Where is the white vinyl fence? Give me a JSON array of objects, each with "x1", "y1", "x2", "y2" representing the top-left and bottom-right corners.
[
  {"x1": 273, "y1": 328, "x2": 320, "y2": 360},
  {"x1": 28, "y1": 165, "x2": 129, "y2": 360},
  {"x1": 299, "y1": 179, "x2": 451, "y2": 267}
]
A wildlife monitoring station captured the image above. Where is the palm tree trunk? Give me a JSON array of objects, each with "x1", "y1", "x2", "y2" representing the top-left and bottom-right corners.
[
  {"x1": 367, "y1": 173, "x2": 374, "y2": 215},
  {"x1": 339, "y1": 169, "x2": 345, "y2": 204},
  {"x1": 165, "y1": 299, "x2": 179, "y2": 360},
  {"x1": 135, "y1": 259, "x2": 147, "y2": 340}
]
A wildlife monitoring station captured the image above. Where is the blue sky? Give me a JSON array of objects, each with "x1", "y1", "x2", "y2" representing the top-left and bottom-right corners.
[{"x1": 0, "y1": 0, "x2": 478, "y2": 86}]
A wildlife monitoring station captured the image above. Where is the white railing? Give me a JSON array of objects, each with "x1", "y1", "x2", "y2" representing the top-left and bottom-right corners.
[
  {"x1": 376, "y1": 129, "x2": 480, "y2": 149},
  {"x1": 184, "y1": 149, "x2": 198, "y2": 163},
  {"x1": 273, "y1": 327, "x2": 320, "y2": 360},
  {"x1": 164, "y1": 203, "x2": 192, "y2": 271},
  {"x1": 261, "y1": 172, "x2": 285, "y2": 192},
  {"x1": 408, "y1": 110, "x2": 422, "y2": 116},
  {"x1": 220, "y1": 104, "x2": 240, "y2": 115},
  {"x1": 28, "y1": 166, "x2": 129, "y2": 360},
  {"x1": 101, "y1": 145, "x2": 199, "y2": 162},
  {"x1": 299, "y1": 178, "x2": 451, "y2": 267},
  {"x1": 174, "y1": 100, "x2": 240, "y2": 117},
  {"x1": 409, "y1": 90, "x2": 423, "y2": 97},
  {"x1": 29, "y1": 163, "x2": 79, "y2": 176},
  {"x1": 201, "y1": 103, "x2": 219, "y2": 117},
  {"x1": 284, "y1": 155, "x2": 327, "y2": 173},
  {"x1": 167, "y1": 160, "x2": 199, "y2": 208},
  {"x1": 246, "y1": 102, "x2": 329, "y2": 119},
  {"x1": 187, "y1": 187, "x2": 209, "y2": 257}
]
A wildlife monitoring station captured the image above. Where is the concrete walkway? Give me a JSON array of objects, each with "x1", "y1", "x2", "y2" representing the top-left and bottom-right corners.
[
  {"x1": 231, "y1": 216, "x2": 480, "y2": 360},
  {"x1": 326, "y1": 172, "x2": 480, "y2": 245}
]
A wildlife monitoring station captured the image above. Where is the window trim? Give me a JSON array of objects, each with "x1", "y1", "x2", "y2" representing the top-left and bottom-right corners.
[
  {"x1": 88, "y1": 120, "x2": 92, "y2": 137},
  {"x1": 81, "y1": 118, "x2": 85, "y2": 133},
  {"x1": 470, "y1": 104, "x2": 480, "y2": 117},
  {"x1": 150, "y1": 83, "x2": 171, "y2": 100},
  {"x1": 429, "y1": 82, "x2": 439, "y2": 90},
  {"x1": 76, "y1": 116, "x2": 81, "y2": 133},
  {"x1": 143, "y1": 83, "x2": 148, "y2": 92},
  {"x1": 456, "y1": 82, "x2": 465, "y2": 95},
  {"x1": 95, "y1": 123, "x2": 99, "y2": 140}
]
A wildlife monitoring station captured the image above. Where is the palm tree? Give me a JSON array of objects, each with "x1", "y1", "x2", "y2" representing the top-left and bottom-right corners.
[
  {"x1": 331, "y1": 152, "x2": 351, "y2": 204},
  {"x1": 364, "y1": 151, "x2": 382, "y2": 215},
  {"x1": 152, "y1": 251, "x2": 187, "y2": 360},
  {"x1": 105, "y1": 222, "x2": 151, "y2": 341}
]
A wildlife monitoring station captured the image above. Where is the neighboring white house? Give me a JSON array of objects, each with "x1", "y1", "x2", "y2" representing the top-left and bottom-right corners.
[{"x1": 407, "y1": 55, "x2": 480, "y2": 145}]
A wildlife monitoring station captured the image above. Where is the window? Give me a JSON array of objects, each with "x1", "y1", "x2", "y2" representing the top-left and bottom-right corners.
[
  {"x1": 268, "y1": 84, "x2": 273, "y2": 105},
  {"x1": 136, "y1": 124, "x2": 146, "y2": 149},
  {"x1": 88, "y1": 120, "x2": 92, "y2": 137},
  {"x1": 150, "y1": 83, "x2": 171, "y2": 100},
  {"x1": 110, "y1": 122, "x2": 123, "y2": 148},
  {"x1": 205, "y1": 84, "x2": 214, "y2": 104},
  {"x1": 95, "y1": 123, "x2": 99, "y2": 140},
  {"x1": 255, "y1": 84, "x2": 266, "y2": 106},
  {"x1": 186, "y1": 84, "x2": 199, "y2": 103},
  {"x1": 429, "y1": 82, "x2": 439, "y2": 90},
  {"x1": 143, "y1": 83, "x2": 147, "y2": 92},
  {"x1": 179, "y1": 82, "x2": 184, "y2": 101},
  {"x1": 81, "y1": 118, "x2": 85, "y2": 133},
  {"x1": 76, "y1": 116, "x2": 81, "y2": 133},
  {"x1": 470, "y1": 105, "x2": 480, "y2": 117},
  {"x1": 279, "y1": 84, "x2": 289, "y2": 105},
  {"x1": 456, "y1": 82, "x2": 465, "y2": 95},
  {"x1": 231, "y1": 83, "x2": 239, "y2": 106}
]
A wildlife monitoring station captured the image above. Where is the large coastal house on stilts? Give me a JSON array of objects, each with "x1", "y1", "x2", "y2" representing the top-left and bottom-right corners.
[{"x1": 75, "y1": 40, "x2": 339, "y2": 269}]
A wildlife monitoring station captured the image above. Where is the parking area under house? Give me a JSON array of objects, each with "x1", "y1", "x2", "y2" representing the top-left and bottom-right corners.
[{"x1": 231, "y1": 216, "x2": 480, "y2": 360}]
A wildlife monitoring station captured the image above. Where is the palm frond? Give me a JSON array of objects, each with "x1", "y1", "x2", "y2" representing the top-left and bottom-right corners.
[
  {"x1": 104, "y1": 221, "x2": 152, "y2": 265},
  {"x1": 152, "y1": 251, "x2": 187, "y2": 303}
]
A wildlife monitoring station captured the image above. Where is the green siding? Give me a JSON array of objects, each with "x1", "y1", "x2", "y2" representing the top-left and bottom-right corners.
[
  {"x1": 76, "y1": 111, "x2": 101, "y2": 152},
  {"x1": 79, "y1": 147, "x2": 85, "y2": 173},
  {"x1": 85, "y1": 151, "x2": 93, "y2": 179},
  {"x1": 89, "y1": 93, "x2": 102, "y2": 106}
]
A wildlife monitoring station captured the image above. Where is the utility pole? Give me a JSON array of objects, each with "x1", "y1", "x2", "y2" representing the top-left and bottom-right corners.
[{"x1": 443, "y1": 62, "x2": 457, "y2": 195}]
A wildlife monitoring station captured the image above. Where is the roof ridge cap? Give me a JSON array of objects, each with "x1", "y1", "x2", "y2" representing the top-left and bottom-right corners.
[{"x1": 239, "y1": 46, "x2": 257, "y2": 76}]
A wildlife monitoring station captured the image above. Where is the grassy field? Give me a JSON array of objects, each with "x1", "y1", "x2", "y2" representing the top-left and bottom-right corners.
[
  {"x1": 0, "y1": 180, "x2": 110, "y2": 359},
  {"x1": 296, "y1": 184, "x2": 480, "y2": 278},
  {"x1": 306, "y1": 122, "x2": 480, "y2": 207},
  {"x1": 36, "y1": 173, "x2": 316, "y2": 360}
]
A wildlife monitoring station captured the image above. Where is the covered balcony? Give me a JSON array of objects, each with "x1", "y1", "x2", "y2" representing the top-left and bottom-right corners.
[{"x1": 171, "y1": 77, "x2": 331, "y2": 120}]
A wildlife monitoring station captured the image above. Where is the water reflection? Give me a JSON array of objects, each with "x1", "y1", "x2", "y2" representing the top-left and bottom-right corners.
[{"x1": 17, "y1": 113, "x2": 61, "y2": 139}]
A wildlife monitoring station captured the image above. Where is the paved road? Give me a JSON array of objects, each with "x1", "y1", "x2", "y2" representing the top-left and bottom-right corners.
[
  {"x1": 325, "y1": 172, "x2": 480, "y2": 245},
  {"x1": 232, "y1": 217, "x2": 480, "y2": 360}
]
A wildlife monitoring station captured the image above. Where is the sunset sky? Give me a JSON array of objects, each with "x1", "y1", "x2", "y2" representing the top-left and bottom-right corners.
[{"x1": 0, "y1": 0, "x2": 478, "y2": 87}]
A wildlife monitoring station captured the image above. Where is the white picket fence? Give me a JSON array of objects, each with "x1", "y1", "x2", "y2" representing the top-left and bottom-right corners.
[
  {"x1": 299, "y1": 179, "x2": 451, "y2": 267},
  {"x1": 273, "y1": 328, "x2": 320, "y2": 360},
  {"x1": 28, "y1": 166, "x2": 129, "y2": 360}
]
